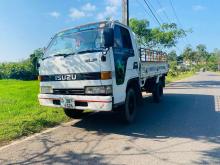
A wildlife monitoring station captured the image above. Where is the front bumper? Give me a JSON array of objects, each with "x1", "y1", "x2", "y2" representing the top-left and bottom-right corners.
[{"x1": 38, "y1": 94, "x2": 112, "y2": 111}]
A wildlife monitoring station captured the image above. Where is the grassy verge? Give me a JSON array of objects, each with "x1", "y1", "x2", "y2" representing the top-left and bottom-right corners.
[
  {"x1": 166, "y1": 71, "x2": 196, "y2": 83},
  {"x1": 0, "y1": 80, "x2": 69, "y2": 146}
]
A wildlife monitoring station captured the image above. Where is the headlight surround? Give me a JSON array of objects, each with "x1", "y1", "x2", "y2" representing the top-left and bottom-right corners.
[
  {"x1": 40, "y1": 86, "x2": 53, "y2": 94},
  {"x1": 85, "y1": 85, "x2": 112, "y2": 95}
]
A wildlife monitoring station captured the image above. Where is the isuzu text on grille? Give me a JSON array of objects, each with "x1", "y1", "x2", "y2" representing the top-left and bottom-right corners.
[{"x1": 55, "y1": 74, "x2": 77, "y2": 81}]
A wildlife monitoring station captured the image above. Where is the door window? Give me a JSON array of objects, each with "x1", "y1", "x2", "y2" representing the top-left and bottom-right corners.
[
  {"x1": 114, "y1": 25, "x2": 133, "y2": 50},
  {"x1": 113, "y1": 25, "x2": 134, "y2": 85},
  {"x1": 114, "y1": 25, "x2": 123, "y2": 48},
  {"x1": 120, "y1": 27, "x2": 132, "y2": 49}
]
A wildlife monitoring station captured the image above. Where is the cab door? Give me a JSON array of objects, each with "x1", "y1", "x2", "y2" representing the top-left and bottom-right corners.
[{"x1": 111, "y1": 24, "x2": 139, "y2": 104}]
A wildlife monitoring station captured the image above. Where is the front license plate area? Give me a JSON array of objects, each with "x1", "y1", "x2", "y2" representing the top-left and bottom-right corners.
[{"x1": 61, "y1": 98, "x2": 75, "y2": 109}]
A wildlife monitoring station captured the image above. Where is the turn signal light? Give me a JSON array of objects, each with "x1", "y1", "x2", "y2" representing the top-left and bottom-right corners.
[{"x1": 101, "y1": 71, "x2": 112, "y2": 80}]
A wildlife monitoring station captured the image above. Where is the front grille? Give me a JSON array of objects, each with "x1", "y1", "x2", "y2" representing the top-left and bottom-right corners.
[{"x1": 53, "y1": 88, "x2": 85, "y2": 95}]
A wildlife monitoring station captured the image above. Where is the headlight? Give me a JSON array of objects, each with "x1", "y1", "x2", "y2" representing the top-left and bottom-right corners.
[
  {"x1": 85, "y1": 85, "x2": 112, "y2": 95},
  {"x1": 40, "y1": 86, "x2": 53, "y2": 94}
]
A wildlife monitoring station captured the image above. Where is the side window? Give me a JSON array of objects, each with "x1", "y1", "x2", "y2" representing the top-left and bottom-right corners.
[
  {"x1": 114, "y1": 25, "x2": 123, "y2": 48},
  {"x1": 120, "y1": 27, "x2": 132, "y2": 49},
  {"x1": 113, "y1": 25, "x2": 134, "y2": 85},
  {"x1": 114, "y1": 25, "x2": 133, "y2": 49}
]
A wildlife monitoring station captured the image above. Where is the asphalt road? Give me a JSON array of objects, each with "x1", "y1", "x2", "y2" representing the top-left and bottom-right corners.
[{"x1": 1, "y1": 72, "x2": 220, "y2": 165}]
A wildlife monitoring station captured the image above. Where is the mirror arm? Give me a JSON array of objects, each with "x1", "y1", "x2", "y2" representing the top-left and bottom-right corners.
[{"x1": 101, "y1": 48, "x2": 110, "y2": 62}]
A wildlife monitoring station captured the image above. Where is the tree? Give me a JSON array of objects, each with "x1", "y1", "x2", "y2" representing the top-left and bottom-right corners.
[
  {"x1": 129, "y1": 19, "x2": 151, "y2": 45},
  {"x1": 177, "y1": 54, "x2": 184, "y2": 63},
  {"x1": 206, "y1": 48, "x2": 220, "y2": 71},
  {"x1": 167, "y1": 50, "x2": 177, "y2": 62},
  {"x1": 182, "y1": 46, "x2": 192, "y2": 62},
  {"x1": 182, "y1": 45, "x2": 196, "y2": 64},
  {"x1": 30, "y1": 48, "x2": 44, "y2": 78},
  {"x1": 129, "y1": 18, "x2": 187, "y2": 49},
  {"x1": 213, "y1": 48, "x2": 220, "y2": 64},
  {"x1": 195, "y1": 44, "x2": 209, "y2": 64}
]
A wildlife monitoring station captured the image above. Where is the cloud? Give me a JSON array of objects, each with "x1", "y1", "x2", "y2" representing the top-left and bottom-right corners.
[
  {"x1": 82, "y1": 3, "x2": 96, "y2": 12},
  {"x1": 49, "y1": 11, "x2": 60, "y2": 18},
  {"x1": 192, "y1": 5, "x2": 206, "y2": 11},
  {"x1": 97, "y1": 6, "x2": 118, "y2": 20},
  {"x1": 69, "y1": 8, "x2": 86, "y2": 20},
  {"x1": 107, "y1": 0, "x2": 120, "y2": 7},
  {"x1": 97, "y1": 0, "x2": 120, "y2": 20},
  {"x1": 69, "y1": 3, "x2": 96, "y2": 20}
]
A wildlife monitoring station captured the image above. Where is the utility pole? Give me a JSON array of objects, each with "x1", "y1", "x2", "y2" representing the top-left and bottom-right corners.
[{"x1": 122, "y1": 0, "x2": 129, "y2": 26}]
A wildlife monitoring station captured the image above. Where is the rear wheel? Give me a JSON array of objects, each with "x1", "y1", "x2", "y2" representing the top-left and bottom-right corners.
[
  {"x1": 121, "y1": 88, "x2": 137, "y2": 123},
  {"x1": 64, "y1": 109, "x2": 84, "y2": 119},
  {"x1": 152, "y1": 82, "x2": 163, "y2": 103}
]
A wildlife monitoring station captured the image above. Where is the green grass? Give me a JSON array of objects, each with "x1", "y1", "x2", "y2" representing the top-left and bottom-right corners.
[
  {"x1": 166, "y1": 71, "x2": 196, "y2": 83},
  {"x1": 0, "y1": 80, "x2": 69, "y2": 145}
]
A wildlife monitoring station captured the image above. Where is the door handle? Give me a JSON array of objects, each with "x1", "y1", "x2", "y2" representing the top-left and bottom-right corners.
[{"x1": 133, "y1": 62, "x2": 138, "y2": 69}]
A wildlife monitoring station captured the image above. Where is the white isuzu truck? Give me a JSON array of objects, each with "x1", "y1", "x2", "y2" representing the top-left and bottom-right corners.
[{"x1": 38, "y1": 20, "x2": 168, "y2": 123}]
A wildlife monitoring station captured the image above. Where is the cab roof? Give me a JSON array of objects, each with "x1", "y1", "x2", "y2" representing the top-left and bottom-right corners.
[{"x1": 57, "y1": 20, "x2": 129, "y2": 35}]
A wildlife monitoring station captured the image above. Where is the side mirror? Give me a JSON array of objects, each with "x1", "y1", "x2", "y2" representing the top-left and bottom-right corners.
[{"x1": 103, "y1": 28, "x2": 114, "y2": 48}]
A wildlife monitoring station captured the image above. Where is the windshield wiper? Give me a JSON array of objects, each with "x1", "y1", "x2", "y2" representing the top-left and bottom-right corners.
[
  {"x1": 77, "y1": 49, "x2": 101, "y2": 54},
  {"x1": 54, "y1": 53, "x2": 75, "y2": 58},
  {"x1": 62, "y1": 53, "x2": 75, "y2": 58},
  {"x1": 42, "y1": 53, "x2": 75, "y2": 60},
  {"x1": 42, "y1": 50, "x2": 100, "y2": 60}
]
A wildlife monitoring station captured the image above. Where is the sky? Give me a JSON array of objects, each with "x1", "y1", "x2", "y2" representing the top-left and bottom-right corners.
[{"x1": 0, "y1": 0, "x2": 219, "y2": 62}]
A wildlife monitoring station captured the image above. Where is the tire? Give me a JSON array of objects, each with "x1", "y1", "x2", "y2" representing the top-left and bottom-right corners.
[
  {"x1": 152, "y1": 82, "x2": 163, "y2": 103},
  {"x1": 121, "y1": 88, "x2": 137, "y2": 123},
  {"x1": 64, "y1": 109, "x2": 84, "y2": 119}
]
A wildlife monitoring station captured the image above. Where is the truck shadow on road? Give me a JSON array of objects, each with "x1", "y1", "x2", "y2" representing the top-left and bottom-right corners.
[
  {"x1": 73, "y1": 93, "x2": 220, "y2": 164},
  {"x1": 4, "y1": 93, "x2": 220, "y2": 165},
  {"x1": 4, "y1": 92, "x2": 220, "y2": 165}
]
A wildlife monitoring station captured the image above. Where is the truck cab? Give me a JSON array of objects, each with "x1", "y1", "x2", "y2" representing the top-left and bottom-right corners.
[{"x1": 38, "y1": 20, "x2": 168, "y2": 123}]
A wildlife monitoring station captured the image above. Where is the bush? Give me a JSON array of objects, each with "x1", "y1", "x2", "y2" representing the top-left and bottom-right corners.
[
  {"x1": 168, "y1": 61, "x2": 178, "y2": 76},
  {"x1": 0, "y1": 48, "x2": 43, "y2": 80},
  {"x1": 0, "y1": 59, "x2": 37, "y2": 80}
]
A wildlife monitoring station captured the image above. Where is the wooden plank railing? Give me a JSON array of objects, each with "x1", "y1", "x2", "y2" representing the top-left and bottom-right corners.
[{"x1": 139, "y1": 48, "x2": 167, "y2": 62}]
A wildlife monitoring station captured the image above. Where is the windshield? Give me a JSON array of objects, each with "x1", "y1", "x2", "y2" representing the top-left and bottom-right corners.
[{"x1": 44, "y1": 28, "x2": 104, "y2": 58}]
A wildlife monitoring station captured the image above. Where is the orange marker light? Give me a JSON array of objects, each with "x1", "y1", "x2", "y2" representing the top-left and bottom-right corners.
[{"x1": 101, "y1": 71, "x2": 112, "y2": 80}]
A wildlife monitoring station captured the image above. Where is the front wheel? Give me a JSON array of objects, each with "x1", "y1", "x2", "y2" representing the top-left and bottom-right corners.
[
  {"x1": 121, "y1": 88, "x2": 137, "y2": 123},
  {"x1": 64, "y1": 109, "x2": 84, "y2": 119}
]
